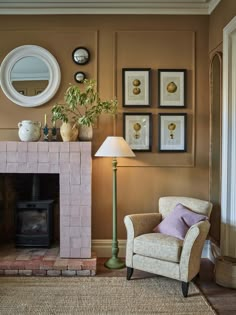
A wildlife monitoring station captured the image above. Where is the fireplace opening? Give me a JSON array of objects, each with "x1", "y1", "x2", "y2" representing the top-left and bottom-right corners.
[
  {"x1": 15, "y1": 174, "x2": 55, "y2": 248},
  {"x1": 15, "y1": 174, "x2": 58, "y2": 248},
  {"x1": 0, "y1": 173, "x2": 59, "y2": 247}
]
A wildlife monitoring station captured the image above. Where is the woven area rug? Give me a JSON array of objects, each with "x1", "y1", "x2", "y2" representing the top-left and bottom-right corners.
[{"x1": 0, "y1": 276, "x2": 216, "y2": 315}]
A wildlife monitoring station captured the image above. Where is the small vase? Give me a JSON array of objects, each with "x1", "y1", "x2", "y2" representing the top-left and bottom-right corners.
[
  {"x1": 18, "y1": 120, "x2": 41, "y2": 142},
  {"x1": 60, "y1": 122, "x2": 79, "y2": 142},
  {"x1": 79, "y1": 125, "x2": 93, "y2": 141}
]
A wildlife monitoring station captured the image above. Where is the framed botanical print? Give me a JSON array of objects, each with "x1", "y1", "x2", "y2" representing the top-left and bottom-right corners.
[
  {"x1": 122, "y1": 68, "x2": 151, "y2": 107},
  {"x1": 158, "y1": 69, "x2": 186, "y2": 107},
  {"x1": 158, "y1": 113, "x2": 187, "y2": 152},
  {"x1": 123, "y1": 113, "x2": 152, "y2": 151}
]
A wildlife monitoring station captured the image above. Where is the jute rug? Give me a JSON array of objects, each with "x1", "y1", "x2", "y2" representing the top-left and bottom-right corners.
[{"x1": 0, "y1": 276, "x2": 216, "y2": 315}]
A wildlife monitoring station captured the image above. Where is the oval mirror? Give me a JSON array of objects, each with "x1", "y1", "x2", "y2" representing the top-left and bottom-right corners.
[{"x1": 0, "y1": 45, "x2": 61, "y2": 107}]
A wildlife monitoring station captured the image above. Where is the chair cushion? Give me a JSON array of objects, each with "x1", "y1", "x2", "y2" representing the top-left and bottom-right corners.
[
  {"x1": 134, "y1": 233, "x2": 183, "y2": 263},
  {"x1": 153, "y1": 203, "x2": 207, "y2": 240}
]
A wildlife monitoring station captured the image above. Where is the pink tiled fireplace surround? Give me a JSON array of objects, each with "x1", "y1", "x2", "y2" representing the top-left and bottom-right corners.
[{"x1": 0, "y1": 141, "x2": 92, "y2": 259}]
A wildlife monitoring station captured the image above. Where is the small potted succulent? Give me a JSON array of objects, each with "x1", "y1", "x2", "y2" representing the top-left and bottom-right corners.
[{"x1": 51, "y1": 79, "x2": 118, "y2": 141}]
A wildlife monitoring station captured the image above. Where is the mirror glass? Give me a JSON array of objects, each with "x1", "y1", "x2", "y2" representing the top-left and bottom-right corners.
[
  {"x1": 10, "y1": 56, "x2": 49, "y2": 97},
  {"x1": 0, "y1": 45, "x2": 61, "y2": 107}
]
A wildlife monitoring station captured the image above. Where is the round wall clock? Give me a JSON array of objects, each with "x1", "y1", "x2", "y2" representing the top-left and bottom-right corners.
[{"x1": 72, "y1": 47, "x2": 90, "y2": 65}]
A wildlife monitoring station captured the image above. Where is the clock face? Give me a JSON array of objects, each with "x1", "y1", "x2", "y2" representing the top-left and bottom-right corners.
[{"x1": 72, "y1": 47, "x2": 90, "y2": 65}]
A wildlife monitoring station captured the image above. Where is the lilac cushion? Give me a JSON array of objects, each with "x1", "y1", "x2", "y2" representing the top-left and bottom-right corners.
[{"x1": 153, "y1": 203, "x2": 207, "y2": 240}]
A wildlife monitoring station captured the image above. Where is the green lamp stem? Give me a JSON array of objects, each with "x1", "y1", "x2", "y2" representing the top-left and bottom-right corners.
[{"x1": 104, "y1": 157, "x2": 125, "y2": 269}]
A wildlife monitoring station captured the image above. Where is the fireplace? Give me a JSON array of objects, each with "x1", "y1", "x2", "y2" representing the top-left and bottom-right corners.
[{"x1": 0, "y1": 141, "x2": 92, "y2": 258}]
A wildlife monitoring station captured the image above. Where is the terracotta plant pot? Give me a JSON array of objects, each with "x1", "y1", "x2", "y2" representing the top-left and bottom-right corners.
[
  {"x1": 60, "y1": 122, "x2": 79, "y2": 142},
  {"x1": 79, "y1": 125, "x2": 93, "y2": 141}
]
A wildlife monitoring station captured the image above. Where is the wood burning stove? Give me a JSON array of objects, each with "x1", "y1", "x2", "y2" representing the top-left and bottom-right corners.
[
  {"x1": 15, "y1": 200, "x2": 53, "y2": 247},
  {"x1": 15, "y1": 174, "x2": 54, "y2": 247}
]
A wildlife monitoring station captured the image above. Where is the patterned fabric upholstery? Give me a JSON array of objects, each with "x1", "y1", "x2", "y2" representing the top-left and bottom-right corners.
[
  {"x1": 124, "y1": 196, "x2": 212, "y2": 284},
  {"x1": 159, "y1": 196, "x2": 212, "y2": 218},
  {"x1": 134, "y1": 233, "x2": 183, "y2": 263}
]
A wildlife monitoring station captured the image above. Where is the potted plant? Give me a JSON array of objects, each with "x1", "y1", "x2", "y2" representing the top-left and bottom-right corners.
[{"x1": 51, "y1": 79, "x2": 118, "y2": 141}]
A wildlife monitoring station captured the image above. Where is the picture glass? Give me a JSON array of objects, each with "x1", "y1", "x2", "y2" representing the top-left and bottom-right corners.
[
  {"x1": 159, "y1": 114, "x2": 186, "y2": 152},
  {"x1": 124, "y1": 113, "x2": 152, "y2": 151},
  {"x1": 123, "y1": 69, "x2": 150, "y2": 107},
  {"x1": 159, "y1": 70, "x2": 186, "y2": 107}
]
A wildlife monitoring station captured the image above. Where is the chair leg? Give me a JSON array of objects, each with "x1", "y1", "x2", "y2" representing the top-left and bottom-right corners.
[
  {"x1": 181, "y1": 281, "x2": 189, "y2": 297},
  {"x1": 127, "y1": 267, "x2": 134, "y2": 280}
]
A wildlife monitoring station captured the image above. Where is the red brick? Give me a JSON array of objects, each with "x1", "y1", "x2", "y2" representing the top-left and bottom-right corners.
[
  {"x1": 81, "y1": 259, "x2": 97, "y2": 270},
  {"x1": 24, "y1": 261, "x2": 40, "y2": 270},
  {"x1": 0, "y1": 261, "x2": 13, "y2": 269},
  {"x1": 53, "y1": 258, "x2": 68, "y2": 270},
  {"x1": 11, "y1": 261, "x2": 26, "y2": 270},
  {"x1": 67, "y1": 259, "x2": 82, "y2": 270},
  {"x1": 31, "y1": 255, "x2": 43, "y2": 261},
  {"x1": 40, "y1": 261, "x2": 55, "y2": 270}
]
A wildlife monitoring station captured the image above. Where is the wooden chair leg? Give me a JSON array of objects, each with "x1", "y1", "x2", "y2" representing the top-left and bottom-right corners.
[
  {"x1": 181, "y1": 281, "x2": 189, "y2": 297},
  {"x1": 127, "y1": 267, "x2": 134, "y2": 280}
]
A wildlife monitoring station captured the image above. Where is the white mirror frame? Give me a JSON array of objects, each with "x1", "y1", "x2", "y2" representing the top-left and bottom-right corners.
[{"x1": 0, "y1": 45, "x2": 61, "y2": 107}]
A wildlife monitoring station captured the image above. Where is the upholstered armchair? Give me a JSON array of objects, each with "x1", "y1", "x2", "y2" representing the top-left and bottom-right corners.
[{"x1": 124, "y1": 196, "x2": 213, "y2": 297}]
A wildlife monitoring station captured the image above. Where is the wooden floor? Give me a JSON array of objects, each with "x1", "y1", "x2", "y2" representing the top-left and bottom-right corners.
[{"x1": 97, "y1": 258, "x2": 236, "y2": 315}]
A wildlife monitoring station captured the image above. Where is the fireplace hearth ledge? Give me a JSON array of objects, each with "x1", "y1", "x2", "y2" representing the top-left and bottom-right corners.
[{"x1": 0, "y1": 245, "x2": 97, "y2": 276}]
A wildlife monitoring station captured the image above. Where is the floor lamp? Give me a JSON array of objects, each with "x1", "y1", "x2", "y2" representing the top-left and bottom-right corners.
[{"x1": 95, "y1": 136, "x2": 135, "y2": 269}]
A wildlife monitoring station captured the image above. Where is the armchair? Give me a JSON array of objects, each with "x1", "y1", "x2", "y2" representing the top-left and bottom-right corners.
[{"x1": 124, "y1": 196, "x2": 212, "y2": 297}]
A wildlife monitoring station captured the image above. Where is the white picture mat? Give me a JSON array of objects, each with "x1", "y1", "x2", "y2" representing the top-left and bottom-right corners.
[
  {"x1": 124, "y1": 71, "x2": 149, "y2": 105},
  {"x1": 125, "y1": 114, "x2": 150, "y2": 150},
  {"x1": 160, "y1": 71, "x2": 185, "y2": 106},
  {"x1": 160, "y1": 115, "x2": 185, "y2": 150}
]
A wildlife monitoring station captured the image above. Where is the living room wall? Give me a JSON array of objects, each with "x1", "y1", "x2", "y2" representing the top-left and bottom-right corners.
[
  {"x1": 0, "y1": 14, "x2": 210, "y2": 240},
  {"x1": 208, "y1": 0, "x2": 236, "y2": 250}
]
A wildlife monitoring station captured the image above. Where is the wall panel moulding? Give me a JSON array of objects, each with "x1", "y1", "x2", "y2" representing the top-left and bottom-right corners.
[{"x1": 114, "y1": 30, "x2": 196, "y2": 168}]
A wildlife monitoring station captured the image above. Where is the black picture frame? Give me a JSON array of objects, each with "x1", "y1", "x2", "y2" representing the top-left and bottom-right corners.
[
  {"x1": 72, "y1": 47, "x2": 90, "y2": 65},
  {"x1": 123, "y1": 113, "x2": 152, "y2": 152},
  {"x1": 122, "y1": 68, "x2": 151, "y2": 107},
  {"x1": 158, "y1": 113, "x2": 187, "y2": 152},
  {"x1": 158, "y1": 69, "x2": 186, "y2": 107}
]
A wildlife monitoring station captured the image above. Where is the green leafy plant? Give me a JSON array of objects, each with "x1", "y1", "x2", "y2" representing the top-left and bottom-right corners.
[{"x1": 51, "y1": 79, "x2": 118, "y2": 127}]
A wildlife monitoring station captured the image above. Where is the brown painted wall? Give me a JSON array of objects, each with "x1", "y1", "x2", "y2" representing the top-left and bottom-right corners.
[
  {"x1": 208, "y1": 0, "x2": 236, "y2": 243},
  {"x1": 0, "y1": 14, "x2": 210, "y2": 240},
  {"x1": 209, "y1": 0, "x2": 236, "y2": 52}
]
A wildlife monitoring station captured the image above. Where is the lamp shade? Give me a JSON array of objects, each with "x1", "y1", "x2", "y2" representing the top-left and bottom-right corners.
[{"x1": 95, "y1": 136, "x2": 135, "y2": 158}]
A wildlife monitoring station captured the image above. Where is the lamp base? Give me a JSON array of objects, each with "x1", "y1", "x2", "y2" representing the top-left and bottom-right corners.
[{"x1": 104, "y1": 257, "x2": 125, "y2": 269}]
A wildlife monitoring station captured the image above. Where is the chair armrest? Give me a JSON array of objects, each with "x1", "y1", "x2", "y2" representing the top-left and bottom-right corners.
[
  {"x1": 180, "y1": 220, "x2": 210, "y2": 282},
  {"x1": 124, "y1": 213, "x2": 162, "y2": 238},
  {"x1": 124, "y1": 213, "x2": 162, "y2": 268}
]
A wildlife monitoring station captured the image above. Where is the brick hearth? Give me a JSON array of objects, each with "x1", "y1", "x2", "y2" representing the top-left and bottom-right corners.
[{"x1": 0, "y1": 245, "x2": 96, "y2": 276}]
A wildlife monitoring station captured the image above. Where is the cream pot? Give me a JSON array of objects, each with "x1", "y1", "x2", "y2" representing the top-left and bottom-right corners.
[{"x1": 18, "y1": 120, "x2": 41, "y2": 142}]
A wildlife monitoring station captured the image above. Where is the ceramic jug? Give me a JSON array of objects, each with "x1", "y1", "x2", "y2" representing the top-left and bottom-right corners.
[{"x1": 18, "y1": 120, "x2": 41, "y2": 142}]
